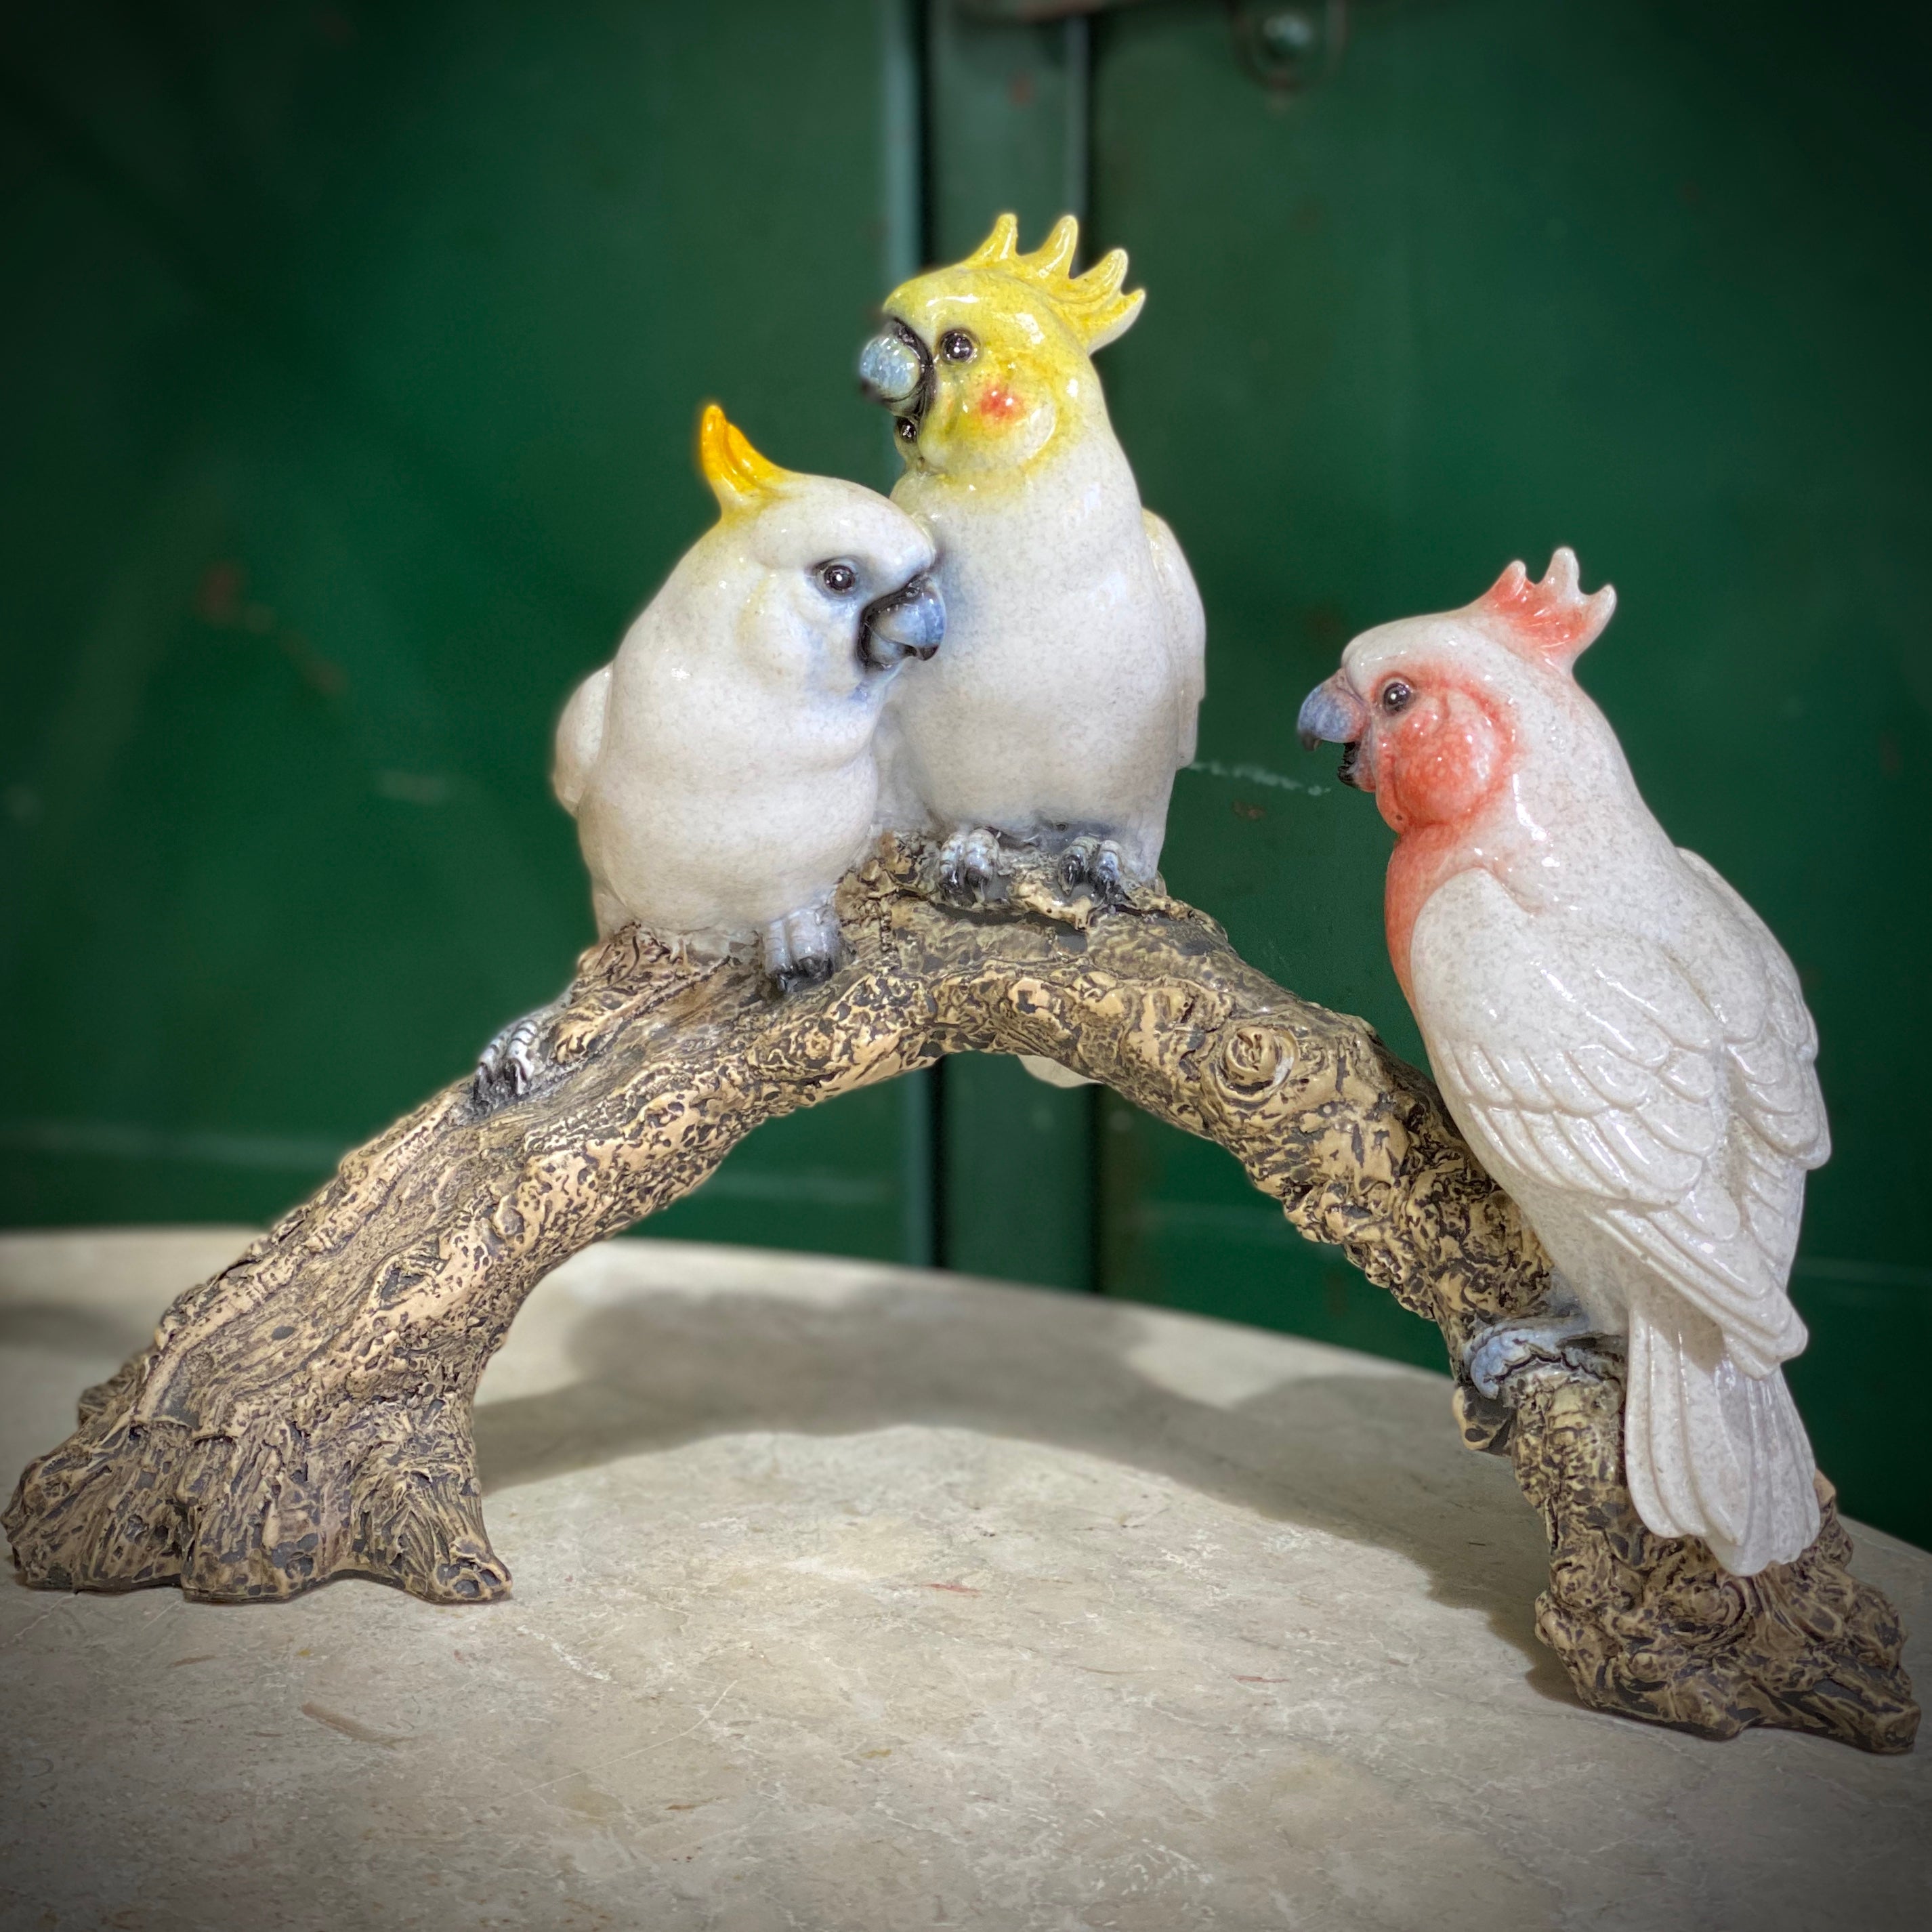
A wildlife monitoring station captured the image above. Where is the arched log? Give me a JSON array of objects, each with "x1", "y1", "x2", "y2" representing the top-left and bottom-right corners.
[{"x1": 4, "y1": 839, "x2": 1916, "y2": 1752}]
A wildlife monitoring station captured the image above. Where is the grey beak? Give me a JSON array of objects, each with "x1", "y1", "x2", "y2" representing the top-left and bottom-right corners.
[
  {"x1": 1297, "y1": 673, "x2": 1368, "y2": 750},
  {"x1": 861, "y1": 574, "x2": 944, "y2": 670},
  {"x1": 860, "y1": 324, "x2": 931, "y2": 443},
  {"x1": 858, "y1": 329, "x2": 927, "y2": 408}
]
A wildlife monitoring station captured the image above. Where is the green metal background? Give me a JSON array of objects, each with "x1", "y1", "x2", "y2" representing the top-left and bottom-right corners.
[
  {"x1": 2, "y1": 1, "x2": 1925, "y2": 1547},
  {"x1": 0, "y1": 0, "x2": 930, "y2": 1263},
  {"x1": 1085, "y1": 0, "x2": 1932, "y2": 1545}
]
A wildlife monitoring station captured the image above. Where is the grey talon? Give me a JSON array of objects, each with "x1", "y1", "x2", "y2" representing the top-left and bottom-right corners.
[
  {"x1": 937, "y1": 827, "x2": 1007, "y2": 903},
  {"x1": 771, "y1": 954, "x2": 837, "y2": 996},
  {"x1": 1060, "y1": 836, "x2": 1129, "y2": 904},
  {"x1": 474, "y1": 1007, "x2": 552, "y2": 1111},
  {"x1": 758, "y1": 902, "x2": 842, "y2": 994},
  {"x1": 1463, "y1": 1307, "x2": 1600, "y2": 1402}
]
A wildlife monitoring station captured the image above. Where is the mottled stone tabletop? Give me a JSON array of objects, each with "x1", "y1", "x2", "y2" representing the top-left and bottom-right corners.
[{"x1": 1, "y1": 1228, "x2": 1926, "y2": 1932}]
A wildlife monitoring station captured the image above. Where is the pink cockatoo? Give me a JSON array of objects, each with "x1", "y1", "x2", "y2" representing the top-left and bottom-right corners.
[{"x1": 1297, "y1": 551, "x2": 1828, "y2": 1575}]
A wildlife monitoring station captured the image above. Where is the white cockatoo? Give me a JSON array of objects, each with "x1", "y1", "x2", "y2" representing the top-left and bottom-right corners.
[
  {"x1": 858, "y1": 213, "x2": 1206, "y2": 901},
  {"x1": 1297, "y1": 551, "x2": 1829, "y2": 1576},
  {"x1": 555, "y1": 404, "x2": 941, "y2": 981},
  {"x1": 556, "y1": 407, "x2": 946, "y2": 981},
  {"x1": 477, "y1": 407, "x2": 941, "y2": 1104}
]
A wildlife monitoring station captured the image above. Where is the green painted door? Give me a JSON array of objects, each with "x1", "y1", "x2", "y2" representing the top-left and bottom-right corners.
[
  {"x1": 1082, "y1": 0, "x2": 1932, "y2": 1545},
  {"x1": 923, "y1": 2, "x2": 1101, "y2": 1292},
  {"x1": 910, "y1": 1, "x2": 1932, "y2": 1550},
  {"x1": 0, "y1": 0, "x2": 931, "y2": 1263}
]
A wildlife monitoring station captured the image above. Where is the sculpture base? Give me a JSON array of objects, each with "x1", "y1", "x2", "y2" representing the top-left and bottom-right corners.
[{"x1": 3, "y1": 1230, "x2": 1929, "y2": 1929}]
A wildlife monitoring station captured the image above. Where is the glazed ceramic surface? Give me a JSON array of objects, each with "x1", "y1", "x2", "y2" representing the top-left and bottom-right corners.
[
  {"x1": 555, "y1": 407, "x2": 941, "y2": 980},
  {"x1": 860, "y1": 215, "x2": 1204, "y2": 883},
  {"x1": 1299, "y1": 552, "x2": 1828, "y2": 1576}
]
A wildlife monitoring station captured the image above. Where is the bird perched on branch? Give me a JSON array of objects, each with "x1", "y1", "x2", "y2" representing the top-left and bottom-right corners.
[
  {"x1": 858, "y1": 213, "x2": 1205, "y2": 902},
  {"x1": 1298, "y1": 551, "x2": 1829, "y2": 1575},
  {"x1": 553, "y1": 404, "x2": 942, "y2": 989}
]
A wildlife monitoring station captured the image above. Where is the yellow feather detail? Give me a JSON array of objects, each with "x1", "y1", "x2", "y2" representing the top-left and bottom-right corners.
[
  {"x1": 937, "y1": 213, "x2": 1143, "y2": 352},
  {"x1": 696, "y1": 403, "x2": 792, "y2": 515},
  {"x1": 963, "y1": 211, "x2": 1020, "y2": 266},
  {"x1": 1026, "y1": 215, "x2": 1079, "y2": 277}
]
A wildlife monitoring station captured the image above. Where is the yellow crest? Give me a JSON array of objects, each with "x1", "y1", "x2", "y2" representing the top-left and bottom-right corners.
[
  {"x1": 696, "y1": 404, "x2": 793, "y2": 515},
  {"x1": 955, "y1": 213, "x2": 1144, "y2": 352}
]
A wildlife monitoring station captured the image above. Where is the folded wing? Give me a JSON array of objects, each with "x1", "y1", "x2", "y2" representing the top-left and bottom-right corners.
[
  {"x1": 552, "y1": 665, "x2": 612, "y2": 819},
  {"x1": 1410, "y1": 864, "x2": 1824, "y2": 1375},
  {"x1": 1143, "y1": 509, "x2": 1206, "y2": 770}
]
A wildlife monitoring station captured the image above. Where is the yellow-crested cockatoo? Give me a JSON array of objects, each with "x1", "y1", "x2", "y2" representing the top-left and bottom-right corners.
[
  {"x1": 478, "y1": 406, "x2": 942, "y2": 1103},
  {"x1": 1298, "y1": 551, "x2": 1828, "y2": 1575},
  {"x1": 858, "y1": 213, "x2": 1205, "y2": 902}
]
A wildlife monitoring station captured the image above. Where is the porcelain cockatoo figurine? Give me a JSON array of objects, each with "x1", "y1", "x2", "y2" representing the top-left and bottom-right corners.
[
  {"x1": 555, "y1": 404, "x2": 942, "y2": 986},
  {"x1": 858, "y1": 213, "x2": 1206, "y2": 901},
  {"x1": 1297, "y1": 551, "x2": 1828, "y2": 1576}
]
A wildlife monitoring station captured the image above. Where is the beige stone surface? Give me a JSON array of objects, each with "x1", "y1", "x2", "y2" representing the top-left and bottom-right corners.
[{"x1": 1, "y1": 1227, "x2": 1926, "y2": 1932}]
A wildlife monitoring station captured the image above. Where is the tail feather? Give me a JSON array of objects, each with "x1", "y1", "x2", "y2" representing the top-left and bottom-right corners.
[{"x1": 1624, "y1": 1299, "x2": 1819, "y2": 1576}]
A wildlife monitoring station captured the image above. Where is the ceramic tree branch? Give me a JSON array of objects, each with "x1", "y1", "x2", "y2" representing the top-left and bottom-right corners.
[{"x1": 3, "y1": 843, "x2": 1915, "y2": 1752}]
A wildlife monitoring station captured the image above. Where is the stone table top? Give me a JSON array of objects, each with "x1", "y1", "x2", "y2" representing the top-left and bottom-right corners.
[{"x1": 1, "y1": 1227, "x2": 1926, "y2": 1931}]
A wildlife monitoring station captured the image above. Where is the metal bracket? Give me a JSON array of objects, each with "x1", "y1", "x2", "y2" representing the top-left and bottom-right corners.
[
  {"x1": 1229, "y1": 1, "x2": 1350, "y2": 92},
  {"x1": 956, "y1": 1, "x2": 1351, "y2": 95}
]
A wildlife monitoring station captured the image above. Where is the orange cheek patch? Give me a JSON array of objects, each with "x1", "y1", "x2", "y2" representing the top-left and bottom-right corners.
[
  {"x1": 1383, "y1": 705, "x2": 1501, "y2": 829},
  {"x1": 971, "y1": 382, "x2": 1025, "y2": 425}
]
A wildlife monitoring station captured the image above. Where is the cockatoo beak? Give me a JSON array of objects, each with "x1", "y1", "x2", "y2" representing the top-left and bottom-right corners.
[
  {"x1": 1297, "y1": 673, "x2": 1368, "y2": 750},
  {"x1": 1297, "y1": 672, "x2": 1372, "y2": 788},
  {"x1": 858, "y1": 322, "x2": 932, "y2": 438},
  {"x1": 860, "y1": 574, "x2": 945, "y2": 670}
]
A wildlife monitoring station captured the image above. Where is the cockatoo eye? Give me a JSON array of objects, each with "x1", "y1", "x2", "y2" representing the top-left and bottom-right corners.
[
  {"x1": 939, "y1": 329, "x2": 977, "y2": 364},
  {"x1": 1380, "y1": 679, "x2": 1414, "y2": 714},
  {"x1": 818, "y1": 562, "x2": 860, "y2": 595}
]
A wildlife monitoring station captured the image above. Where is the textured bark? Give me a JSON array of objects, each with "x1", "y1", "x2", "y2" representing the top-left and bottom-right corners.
[{"x1": 4, "y1": 839, "x2": 1917, "y2": 1752}]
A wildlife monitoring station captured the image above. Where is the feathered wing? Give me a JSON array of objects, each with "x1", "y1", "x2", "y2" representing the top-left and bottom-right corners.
[
  {"x1": 1143, "y1": 509, "x2": 1206, "y2": 768},
  {"x1": 1673, "y1": 845, "x2": 1830, "y2": 1173},
  {"x1": 1410, "y1": 865, "x2": 1826, "y2": 1572},
  {"x1": 552, "y1": 664, "x2": 612, "y2": 818}
]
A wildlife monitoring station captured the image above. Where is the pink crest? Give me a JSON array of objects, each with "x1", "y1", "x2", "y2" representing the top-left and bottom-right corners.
[{"x1": 1475, "y1": 547, "x2": 1616, "y2": 661}]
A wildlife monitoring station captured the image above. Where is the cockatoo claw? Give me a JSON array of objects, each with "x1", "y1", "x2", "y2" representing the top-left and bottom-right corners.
[
  {"x1": 1463, "y1": 1306, "x2": 1620, "y2": 1402},
  {"x1": 1059, "y1": 836, "x2": 1129, "y2": 906},
  {"x1": 759, "y1": 902, "x2": 843, "y2": 994},
  {"x1": 937, "y1": 828, "x2": 1010, "y2": 905},
  {"x1": 473, "y1": 1007, "x2": 556, "y2": 1113},
  {"x1": 770, "y1": 953, "x2": 837, "y2": 996}
]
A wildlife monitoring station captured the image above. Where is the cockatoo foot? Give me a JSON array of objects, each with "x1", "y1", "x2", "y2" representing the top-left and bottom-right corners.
[
  {"x1": 759, "y1": 903, "x2": 843, "y2": 994},
  {"x1": 1463, "y1": 1305, "x2": 1618, "y2": 1402},
  {"x1": 1059, "y1": 835, "x2": 1129, "y2": 906},
  {"x1": 474, "y1": 1003, "x2": 562, "y2": 1112},
  {"x1": 937, "y1": 827, "x2": 1011, "y2": 904},
  {"x1": 770, "y1": 953, "x2": 838, "y2": 994}
]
